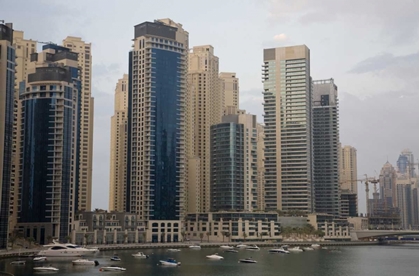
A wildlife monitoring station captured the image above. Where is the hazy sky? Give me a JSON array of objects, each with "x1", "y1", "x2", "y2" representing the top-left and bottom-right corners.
[{"x1": 3, "y1": 0, "x2": 419, "y2": 213}]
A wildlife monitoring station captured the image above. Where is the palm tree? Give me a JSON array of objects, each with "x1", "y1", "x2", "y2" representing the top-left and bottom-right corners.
[
  {"x1": 142, "y1": 232, "x2": 147, "y2": 243},
  {"x1": 226, "y1": 232, "x2": 231, "y2": 242},
  {"x1": 64, "y1": 236, "x2": 71, "y2": 243},
  {"x1": 206, "y1": 231, "x2": 211, "y2": 243},
  {"x1": 242, "y1": 232, "x2": 247, "y2": 241},
  {"x1": 27, "y1": 237, "x2": 35, "y2": 249},
  {"x1": 46, "y1": 235, "x2": 53, "y2": 244},
  {"x1": 181, "y1": 231, "x2": 186, "y2": 242},
  {"x1": 199, "y1": 233, "x2": 204, "y2": 243},
  {"x1": 84, "y1": 233, "x2": 89, "y2": 245}
]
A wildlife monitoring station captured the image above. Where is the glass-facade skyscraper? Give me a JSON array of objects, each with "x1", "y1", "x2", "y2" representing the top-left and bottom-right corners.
[
  {"x1": 127, "y1": 19, "x2": 188, "y2": 221},
  {"x1": 17, "y1": 44, "x2": 80, "y2": 243},
  {"x1": 0, "y1": 22, "x2": 15, "y2": 249}
]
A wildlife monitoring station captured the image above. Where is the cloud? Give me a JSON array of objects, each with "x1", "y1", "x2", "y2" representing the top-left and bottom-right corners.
[{"x1": 273, "y1": 33, "x2": 288, "y2": 41}]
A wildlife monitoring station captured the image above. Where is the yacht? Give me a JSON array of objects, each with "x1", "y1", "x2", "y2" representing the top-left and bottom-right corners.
[
  {"x1": 159, "y1": 258, "x2": 181, "y2": 266},
  {"x1": 220, "y1": 245, "x2": 234, "y2": 250},
  {"x1": 288, "y1": 246, "x2": 303, "y2": 252},
  {"x1": 167, "y1": 248, "x2": 181, "y2": 252},
  {"x1": 100, "y1": 266, "x2": 126, "y2": 272},
  {"x1": 33, "y1": 266, "x2": 59, "y2": 272},
  {"x1": 236, "y1": 244, "x2": 248, "y2": 249},
  {"x1": 110, "y1": 255, "x2": 121, "y2": 261},
  {"x1": 72, "y1": 259, "x2": 99, "y2": 266},
  {"x1": 132, "y1": 252, "x2": 149, "y2": 258},
  {"x1": 311, "y1": 244, "x2": 321, "y2": 249},
  {"x1": 303, "y1": 247, "x2": 314, "y2": 251},
  {"x1": 238, "y1": 258, "x2": 257, "y2": 264},
  {"x1": 268, "y1": 248, "x2": 289, "y2": 254},
  {"x1": 10, "y1": 260, "x2": 26, "y2": 265},
  {"x1": 38, "y1": 241, "x2": 99, "y2": 257},
  {"x1": 245, "y1": 245, "x2": 260, "y2": 251},
  {"x1": 33, "y1": 256, "x2": 47, "y2": 262},
  {"x1": 206, "y1": 253, "x2": 224, "y2": 260},
  {"x1": 189, "y1": 244, "x2": 201, "y2": 249}
]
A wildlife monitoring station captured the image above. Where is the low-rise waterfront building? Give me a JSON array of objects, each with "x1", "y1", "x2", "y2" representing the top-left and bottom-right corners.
[{"x1": 307, "y1": 213, "x2": 350, "y2": 240}]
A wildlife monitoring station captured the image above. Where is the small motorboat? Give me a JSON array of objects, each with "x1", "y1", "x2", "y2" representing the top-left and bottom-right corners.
[
  {"x1": 220, "y1": 245, "x2": 234, "y2": 250},
  {"x1": 100, "y1": 265, "x2": 126, "y2": 272},
  {"x1": 236, "y1": 244, "x2": 247, "y2": 249},
  {"x1": 189, "y1": 244, "x2": 201, "y2": 249},
  {"x1": 33, "y1": 266, "x2": 59, "y2": 272},
  {"x1": 225, "y1": 249, "x2": 239, "y2": 253},
  {"x1": 110, "y1": 255, "x2": 121, "y2": 261},
  {"x1": 321, "y1": 246, "x2": 329, "y2": 250},
  {"x1": 288, "y1": 246, "x2": 303, "y2": 252},
  {"x1": 33, "y1": 256, "x2": 47, "y2": 262},
  {"x1": 10, "y1": 260, "x2": 26, "y2": 265},
  {"x1": 268, "y1": 248, "x2": 289, "y2": 254},
  {"x1": 159, "y1": 258, "x2": 181, "y2": 266},
  {"x1": 245, "y1": 245, "x2": 260, "y2": 251},
  {"x1": 311, "y1": 244, "x2": 321, "y2": 249},
  {"x1": 132, "y1": 252, "x2": 149, "y2": 258},
  {"x1": 206, "y1": 253, "x2": 224, "y2": 260},
  {"x1": 238, "y1": 258, "x2": 257, "y2": 264},
  {"x1": 72, "y1": 259, "x2": 99, "y2": 266},
  {"x1": 167, "y1": 248, "x2": 181, "y2": 252},
  {"x1": 303, "y1": 247, "x2": 314, "y2": 251}
]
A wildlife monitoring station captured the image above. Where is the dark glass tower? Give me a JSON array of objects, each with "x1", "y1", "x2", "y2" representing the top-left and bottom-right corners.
[
  {"x1": 0, "y1": 22, "x2": 15, "y2": 249},
  {"x1": 127, "y1": 19, "x2": 188, "y2": 220},
  {"x1": 17, "y1": 45, "x2": 80, "y2": 243}
]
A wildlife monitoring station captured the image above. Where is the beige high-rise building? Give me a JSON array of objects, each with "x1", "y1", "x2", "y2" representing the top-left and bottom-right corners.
[
  {"x1": 62, "y1": 37, "x2": 94, "y2": 211},
  {"x1": 187, "y1": 45, "x2": 223, "y2": 213},
  {"x1": 219, "y1": 72, "x2": 239, "y2": 112},
  {"x1": 256, "y1": 123, "x2": 265, "y2": 211},
  {"x1": 341, "y1": 145, "x2": 358, "y2": 193},
  {"x1": 9, "y1": 31, "x2": 37, "y2": 231},
  {"x1": 109, "y1": 74, "x2": 128, "y2": 211}
]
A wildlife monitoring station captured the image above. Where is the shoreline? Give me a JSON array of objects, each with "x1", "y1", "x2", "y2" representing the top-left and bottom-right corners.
[{"x1": 0, "y1": 240, "x2": 416, "y2": 259}]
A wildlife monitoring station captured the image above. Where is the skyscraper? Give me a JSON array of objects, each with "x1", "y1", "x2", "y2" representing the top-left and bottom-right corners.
[
  {"x1": 312, "y1": 79, "x2": 340, "y2": 216},
  {"x1": 109, "y1": 74, "x2": 128, "y2": 211},
  {"x1": 0, "y1": 22, "x2": 15, "y2": 249},
  {"x1": 187, "y1": 45, "x2": 223, "y2": 213},
  {"x1": 219, "y1": 72, "x2": 239, "y2": 111},
  {"x1": 379, "y1": 161, "x2": 397, "y2": 208},
  {"x1": 340, "y1": 146, "x2": 358, "y2": 193},
  {"x1": 210, "y1": 109, "x2": 257, "y2": 211},
  {"x1": 397, "y1": 149, "x2": 416, "y2": 178},
  {"x1": 256, "y1": 123, "x2": 265, "y2": 211},
  {"x1": 262, "y1": 45, "x2": 313, "y2": 212},
  {"x1": 17, "y1": 44, "x2": 80, "y2": 243},
  {"x1": 62, "y1": 37, "x2": 94, "y2": 212},
  {"x1": 127, "y1": 19, "x2": 188, "y2": 221}
]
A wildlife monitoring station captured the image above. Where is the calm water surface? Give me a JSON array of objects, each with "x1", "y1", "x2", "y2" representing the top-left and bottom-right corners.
[{"x1": 0, "y1": 244, "x2": 418, "y2": 276}]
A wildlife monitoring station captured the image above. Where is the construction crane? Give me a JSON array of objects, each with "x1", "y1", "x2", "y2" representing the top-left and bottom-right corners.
[{"x1": 340, "y1": 176, "x2": 378, "y2": 216}]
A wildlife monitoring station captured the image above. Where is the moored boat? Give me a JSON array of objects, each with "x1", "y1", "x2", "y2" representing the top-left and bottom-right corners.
[
  {"x1": 33, "y1": 266, "x2": 59, "y2": 272},
  {"x1": 238, "y1": 258, "x2": 257, "y2": 264},
  {"x1": 245, "y1": 245, "x2": 260, "y2": 251},
  {"x1": 167, "y1": 248, "x2": 181, "y2": 252},
  {"x1": 268, "y1": 248, "x2": 289, "y2": 254},
  {"x1": 10, "y1": 260, "x2": 26, "y2": 265},
  {"x1": 159, "y1": 258, "x2": 181, "y2": 266},
  {"x1": 220, "y1": 245, "x2": 234, "y2": 250},
  {"x1": 225, "y1": 249, "x2": 239, "y2": 253},
  {"x1": 38, "y1": 240, "x2": 98, "y2": 257},
  {"x1": 100, "y1": 265, "x2": 126, "y2": 272},
  {"x1": 110, "y1": 255, "x2": 121, "y2": 261},
  {"x1": 33, "y1": 256, "x2": 47, "y2": 262},
  {"x1": 189, "y1": 244, "x2": 201, "y2": 249},
  {"x1": 236, "y1": 244, "x2": 247, "y2": 249},
  {"x1": 132, "y1": 252, "x2": 149, "y2": 258},
  {"x1": 303, "y1": 247, "x2": 314, "y2": 251},
  {"x1": 72, "y1": 259, "x2": 99, "y2": 266},
  {"x1": 288, "y1": 246, "x2": 303, "y2": 252},
  {"x1": 311, "y1": 244, "x2": 321, "y2": 249},
  {"x1": 206, "y1": 253, "x2": 224, "y2": 260}
]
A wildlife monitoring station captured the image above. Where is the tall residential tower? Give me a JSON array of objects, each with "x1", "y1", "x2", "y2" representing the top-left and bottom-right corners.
[{"x1": 262, "y1": 45, "x2": 313, "y2": 212}]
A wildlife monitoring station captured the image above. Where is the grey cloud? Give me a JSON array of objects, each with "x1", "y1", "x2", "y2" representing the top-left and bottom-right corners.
[{"x1": 348, "y1": 52, "x2": 419, "y2": 74}]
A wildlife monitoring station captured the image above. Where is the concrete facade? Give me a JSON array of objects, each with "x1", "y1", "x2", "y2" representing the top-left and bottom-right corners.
[
  {"x1": 219, "y1": 72, "x2": 239, "y2": 111},
  {"x1": 340, "y1": 146, "x2": 358, "y2": 193},
  {"x1": 256, "y1": 123, "x2": 265, "y2": 211},
  {"x1": 307, "y1": 213, "x2": 350, "y2": 240},
  {"x1": 109, "y1": 74, "x2": 128, "y2": 211},
  {"x1": 262, "y1": 45, "x2": 313, "y2": 212},
  {"x1": 62, "y1": 36, "x2": 94, "y2": 212}
]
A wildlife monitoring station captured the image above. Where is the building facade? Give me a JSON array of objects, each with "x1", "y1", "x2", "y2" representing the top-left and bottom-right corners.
[
  {"x1": 109, "y1": 74, "x2": 129, "y2": 211},
  {"x1": 219, "y1": 72, "x2": 239, "y2": 111},
  {"x1": 312, "y1": 79, "x2": 340, "y2": 216},
  {"x1": 340, "y1": 145, "x2": 358, "y2": 193},
  {"x1": 17, "y1": 44, "x2": 80, "y2": 244},
  {"x1": 62, "y1": 36, "x2": 94, "y2": 212},
  {"x1": 187, "y1": 45, "x2": 223, "y2": 213},
  {"x1": 262, "y1": 45, "x2": 313, "y2": 212},
  {"x1": 379, "y1": 161, "x2": 397, "y2": 208},
  {"x1": 0, "y1": 22, "x2": 15, "y2": 249},
  {"x1": 127, "y1": 19, "x2": 188, "y2": 221},
  {"x1": 256, "y1": 123, "x2": 265, "y2": 211},
  {"x1": 397, "y1": 149, "x2": 416, "y2": 178}
]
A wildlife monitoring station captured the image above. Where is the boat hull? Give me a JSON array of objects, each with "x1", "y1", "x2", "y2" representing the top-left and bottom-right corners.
[{"x1": 159, "y1": 261, "x2": 180, "y2": 266}]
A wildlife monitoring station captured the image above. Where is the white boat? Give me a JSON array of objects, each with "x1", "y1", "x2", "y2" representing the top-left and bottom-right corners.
[
  {"x1": 206, "y1": 253, "x2": 224, "y2": 260},
  {"x1": 100, "y1": 266, "x2": 126, "y2": 272},
  {"x1": 311, "y1": 244, "x2": 321, "y2": 249},
  {"x1": 33, "y1": 256, "x2": 47, "y2": 262},
  {"x1": 189, "y1": 244, "x2": 201, "y2": 249},
  {"x1": 72, "y1": 259, "x2": 99, "y2": 266},
  {"x1": 33, "y1": 266, "x2": 59, "y2": 272},
  {"x1": 220, "y1": 245, "x2": 234, "y2": 250},
  {"x1": 268, "y1": 248, "x2": 289, "y2": 254},
  {"x1": 288, "y1": 246, "x2": 303, "y2": 252},
  {"x1": 159, "y1": 258, "x2": 181, "y2": 266},
  {"x1": 225, "y1": 249, "x2": 239, "y2": 253},
  {"x1": 303, "y1": 247, "x2": 314, "y2": 251},
  {"x1": 238, "y1": 258, "x2": 257, "y2": 264},
  {"x1": 110, "y1": 255, "x2": 121, "y2": 261},
  {"x1": 38, "y1": 240, "x2": 99, "y2": 257},
  {"x1": 167, "y1": 248, "x2": 181, "y2": 252},
  {"x1": 10, "y1": 260, "x2": 26, "y2": 265},
  {"x1": 236, "y1": 244, "x2": 248, "y2": 248},
  {"x1": 132, "y1": 252, "x2": 149, "y2": 258},
  {"x1": 245, "y1": 245, "x2": 260, "y2": 251}
]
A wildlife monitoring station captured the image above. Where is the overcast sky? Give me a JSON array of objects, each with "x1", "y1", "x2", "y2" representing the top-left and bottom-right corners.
[{"x1": 3, "y1": 0, "x2": 419, "y2": 213}]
